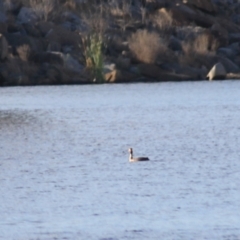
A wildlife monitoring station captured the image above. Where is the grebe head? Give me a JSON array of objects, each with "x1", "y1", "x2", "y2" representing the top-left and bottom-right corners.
[{"x1": 128, "y1": 148, "x2": 133, "y2": 154}]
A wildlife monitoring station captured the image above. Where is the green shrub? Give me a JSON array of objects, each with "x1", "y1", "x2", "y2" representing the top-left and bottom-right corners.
[{"x1": 83, "y1": 34, "x2": 105, "y2": 83}]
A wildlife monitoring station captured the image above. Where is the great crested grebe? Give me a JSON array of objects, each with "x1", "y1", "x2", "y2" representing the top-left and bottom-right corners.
[{"x1": 128, "y1": 148, "x2": 149, "y2": 162}]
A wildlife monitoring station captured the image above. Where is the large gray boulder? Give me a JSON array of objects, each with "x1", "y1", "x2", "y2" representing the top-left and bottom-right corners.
[
  {"x1": 229, "y1": 33, "x2": 240, "y2": 44},
  {"x1": 62, "y1": 53, "x2": 84, "y2": 73},
  {"x1": 218, "y1": 56, "x2": 240, "y2": 73},
  {"x1": 217, "y1": 47, "x2": 236, "y2": 59},
  {"x1": 206, "y1": 62, "x2": 226, "y2": 80},
  {"x1": 33, "y1": 52, "x2": 83, "y2": 73},
  {"x1": 0, "y1": 0, "x2": 6, "y2": 24},
  {"x1": 0, "y1": 12, "x2": 6, "y2": 23},
  {"x1": 17, "y1": 7, "x2": 38, "y2": 24},
  {"x1": 184, "y1": 0, "x2": 218, "y2": 13},
  {"x1": 3, "y1": 0, "x2": 21, "y2": 13},
  {"x1": 168, "y1": 35, "x2": 182, "y2": 51}
]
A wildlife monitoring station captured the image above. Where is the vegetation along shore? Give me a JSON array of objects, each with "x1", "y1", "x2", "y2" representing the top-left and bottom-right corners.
[{"x1": 1, "y1": 0, "x2": 240, "y2": 86}]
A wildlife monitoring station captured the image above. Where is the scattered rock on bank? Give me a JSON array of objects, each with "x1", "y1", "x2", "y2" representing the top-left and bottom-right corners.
[{"x1": 206, "y1": 62, "x2": 227, "y2": 80}]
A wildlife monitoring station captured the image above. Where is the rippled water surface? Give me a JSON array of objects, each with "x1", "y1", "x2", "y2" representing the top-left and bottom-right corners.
[{"x1": 1, "y1": 81, "x2": 240, "y2": 240}]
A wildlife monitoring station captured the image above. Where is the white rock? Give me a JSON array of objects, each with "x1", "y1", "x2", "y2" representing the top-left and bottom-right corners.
[{"x1": 206, "y1": 62, "x2": 226, "y2": 80}]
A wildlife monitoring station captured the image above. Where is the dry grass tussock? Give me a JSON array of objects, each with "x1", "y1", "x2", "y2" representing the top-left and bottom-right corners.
[
  {"x1": 78, "y1": 0, "x2": 138, "y2": 33},
  {"x1": 182, "y1": 33, "x2": 212, "y2": 55},
  {"x1": 151, "y1": 10, "x2": 175, "y2": 36},
  {"x1": 73, "y1": 0, "x2": 109, "y2": 36},
  {"x1": 180, "y1": 33, "x2": 218, "y2": 68},
  {"x1": 128, "y1": 29, "x2": 167, "y2": 64},
  {"x1": 109, "y1": 0, "x2": 132, "y2": 18},
  {"x1": 108, "y1": 0, "x2": 136, "y2": 31},
  {"x1": 82, "y1": 11, "x2": 107, "y2": 36},
  {"x1": 30, "y1": 0, "x2": 60, "y2": 21},
  {"x1": 16, "y1": 44, "x2": 31, "y2": 62}
]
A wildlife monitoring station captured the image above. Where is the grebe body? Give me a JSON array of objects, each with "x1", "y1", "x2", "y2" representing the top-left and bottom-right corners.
[{"x1": 128, "y1": 148, "x2": 149, "y2": 162}]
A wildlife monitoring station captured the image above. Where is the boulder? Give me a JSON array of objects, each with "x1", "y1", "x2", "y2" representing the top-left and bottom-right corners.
[
  {"x1": 103, "y1": 63, "x2": 116, "y2": 73},
  {"x1": 187, "y1": 11, "x2": 215, "y2": 28},
  {"x1": 158, "y1": 6, "x2": 193, "y2": 26},
  {"x1": 61, "y1": 11, "x2": 82, "y2": 28},
  {"x1": 206, "y1": 62, "x2": 226, "y2": 80},
  {"x1": 0, "y1": 22, "x2": 7, "y2": 34},
  {"x1": 0, "y1": 1, "x2": 4, "y2": 13},
  {"x1": 0, "y1": 11, "x2": 7, "y2": 23},
  {"x1": 37, "y1": 63, "x2": 87, "y2": 85},
  {"x1": 165, "y1": 64, "x2": 207, "y2": 80},
  {"x1": 229, "y1": 33, "x2": 240, "y2": 44},
  {"x1": 44, "y1": 65, "x2": 62, "y2": 84},
  {"x1": 106, "y1": 34, "x2": 129, "y2": 54},
  {"x1": 184, "y1": 0, "x2": 218, "y2": 13},
  {"x1": 3, "y1": 0, "x2": 21, "y2": 13},
  {"x1": 7, "y1": 23, "x2": 24, "y2": 34},
  {"x1": 217, "y1": 47, "x2": 236, "y2": 59},
  {"x1": 62, "y1": 54, "x2": 84, "y2": 73},
  {"x1": 62, "y1": 69, "x2": 92, "y2": 84},
  {"x1": 138, "y1": 63, "x2": 193, "y2": 81},
  {"x1": 0, "y1": 58, "x2": 31, "y2": 86},
  {"x1": 168, "y1": 35, "x2": 182, "y2": 51},
  {"x1": 33, "y1": 52, "x2": 64, "y2": 65},
  {"x1": 217, "y1": 56, "x2": 240, "y2": 73},
  {"x1": 145, "y1": 0, "x2": 167, "y2": 11},
  {"x1": 216, "y1": 17, "x2": 240, "y2": 34},
  {"x1": 233, "y1": 56, "x2": 240, "y2": 67},
  {"x1": 232, "y1": 13, "x2": 240, "y2": 25},
  {"x1": 0, "y1": 34, "x2": 8, "y2": 60},
  {"x1": 0, "y1": 62, "x2": 8, "y2": 85},
  {"x1": 114, "y1": 56, "x2": 131, "y2": 70},
  {"x1": 17, "y1": 7, "x2": 38, "y2": 24},
  {"x1": 47, "y1": 41, "x2": 61, "y2": 52},
  {"x1": 22, "y1": 23, "x2": 42, "y2": 38},
  {"x1": 105, "y1": 69, "x2": 140, "y2": 83},
  {"x1": 138, "y1": 63, "x2": 162, "y2": 79},
  {"x1": 33, "y1": 52, "x2": 83, "y2": 73},
  {"x1": 5, "y1": 33, "x2": 44, "y2": 54},
  {"x1": 108, "y1": 55, "x2": 131, "y2": 71},
  {"x1": 36, "y1": 21, "x2": 55, "y2": 37},
  {"x1": 228, "y1": 42, "x2": 240, "y2": 53},
  {"x1": 211, "y1": 23, "x2": 228, "y2": 47},
  {"x1": 45, "y1": 25, "x2": 80, "y2": 49},
  {"x1": 159, "y1": 5, "x2": 214, "y2": 28},
  {"x1": 176, "y1": 25, "x2": 208, "y2": 40}
]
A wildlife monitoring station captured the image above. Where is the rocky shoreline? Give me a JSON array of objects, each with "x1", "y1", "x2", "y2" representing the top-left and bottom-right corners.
[{"x1": 0, "y1": 0, "x2": 240, "y2": 86}]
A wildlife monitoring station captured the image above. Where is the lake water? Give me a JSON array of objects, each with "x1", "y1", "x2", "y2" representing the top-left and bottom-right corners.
[{"x1": 0, "y1": 81, "x2": 240, "y2": 240}]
